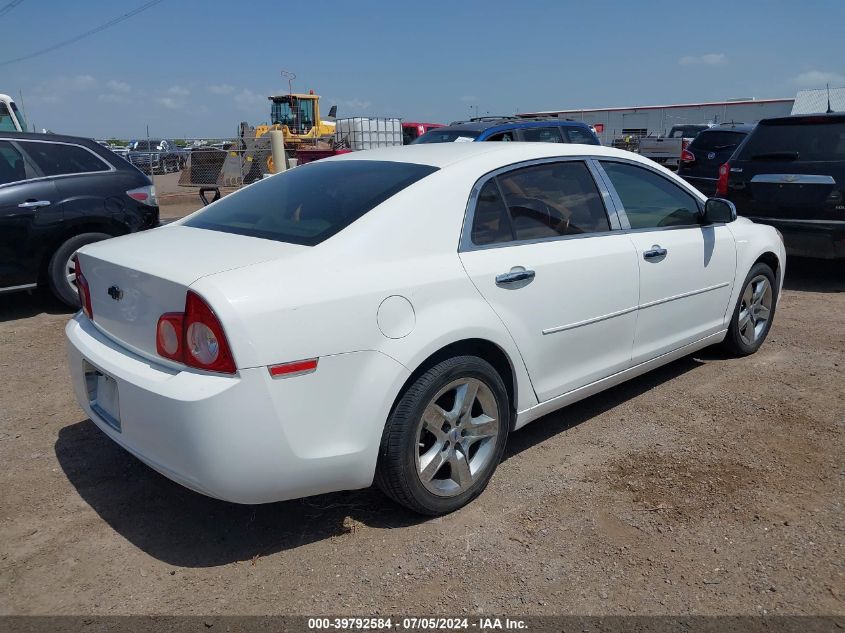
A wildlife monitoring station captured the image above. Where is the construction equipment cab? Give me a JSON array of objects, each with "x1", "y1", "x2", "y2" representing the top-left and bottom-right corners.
[
  {"x1": 0, "y1": 94, "x2": 28, "y2": 132},
  {"x1": 260, "y1": 91, "x2": 336, "y2": 150}
]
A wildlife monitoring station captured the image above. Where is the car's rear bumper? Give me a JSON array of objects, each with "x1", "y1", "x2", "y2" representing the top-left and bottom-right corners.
[
  {"x1": 65, "y1": 314, "x2": 410, "y2": 504},
  {"x1": 745, "y1": 217, "x2": 845, "y2": 259}
]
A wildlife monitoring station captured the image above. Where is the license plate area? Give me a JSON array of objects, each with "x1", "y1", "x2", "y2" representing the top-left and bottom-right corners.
[{"x1": 84, "y1": 360, "x2": 121, "y2": 432}]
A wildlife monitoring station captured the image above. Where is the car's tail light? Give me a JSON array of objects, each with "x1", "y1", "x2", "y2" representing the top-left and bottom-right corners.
[
  {"x1": 680, "y1": 148, "x2": 696, "y2": 163},
  {"x1": 156, "y1": 313, "x2": 184, "y2": 361},
  {"x1": 268, "y1": 358, "x2": 318, "y2": 378},
  {"x1": 155, "y1": 291, "x2": 236, "y2": 374},
  {"x1": 73, "y1": 255, "x2": 93, "y2": 319},
  {"x1": 126, "y1": 185, "x2": 157, "y2": 206},
  {"x1": 716, "y1": 162, "x2": 730, "y2": 196}
]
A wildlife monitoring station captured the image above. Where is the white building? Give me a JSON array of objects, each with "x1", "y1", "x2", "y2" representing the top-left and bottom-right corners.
[{"x1": 520, "y1": 98, "x2": 794, "y2": 145}]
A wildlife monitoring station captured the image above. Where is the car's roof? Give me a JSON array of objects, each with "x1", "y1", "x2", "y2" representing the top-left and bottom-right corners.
[
  {"x1": 0, "y1": 131, "x2": 99, "y2": 145},
  {"x1": 328, "y1": 141, "x2": 643, "y2": 169},
  {"x1": 700, "y1": 124, "x2": 755, "y2": 133},
  {"x1": 438, "y1": 119, "x2": 592, "y2": 133},
  {"x1": 759, "y1": 113, "x2": 845, "y2": 125}
]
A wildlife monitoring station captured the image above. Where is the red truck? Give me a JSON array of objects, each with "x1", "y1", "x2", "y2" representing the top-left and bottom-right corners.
[{"x1": 402, "y1": 122, "x2": 444, "y2": 145}]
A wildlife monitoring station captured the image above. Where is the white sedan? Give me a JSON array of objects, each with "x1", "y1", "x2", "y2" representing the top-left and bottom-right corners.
[{"x1": 66, "y1": 143, "x2": 785, "y2": 515}]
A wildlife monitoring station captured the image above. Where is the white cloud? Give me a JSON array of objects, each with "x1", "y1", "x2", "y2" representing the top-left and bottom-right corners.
[
  {"x1": 342, "y1": 98, "x2": 372, "y2": 111},
  {"x1": 208, "y1": 83, "x2": 235, "y2": 95},
  {"x1": 233, "y1": 89, "x2": 266, "y2": 112},
  {"x1": 167, "y1": 85, "x2": 190, "y2": 97},
  {"x1": 106, "y1": 80, "x2": 131, "y2": 94},
  {"x1": 793, "y1": 70, "x2": 845, "y2": 87},
  {"x1": 29, "y1": 74, "x2": 99, "y2": 104},
  {"x1": 98, "y1": 93, "x2": 129, "y2": 104},
  {"x1": 459, "y1": 95, "x2": 477, "y2": 102},
  {"x1": 679, "y1": 53, "x2": 726, "y2": 66},
  {"x1": 155, "y1": 96, "x2": 183, "y2": 110}
]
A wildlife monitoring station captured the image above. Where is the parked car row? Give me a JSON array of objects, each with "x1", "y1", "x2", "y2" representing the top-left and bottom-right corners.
[{"x1": 126, "y1": 138, "x2": 188, "y2": 175}]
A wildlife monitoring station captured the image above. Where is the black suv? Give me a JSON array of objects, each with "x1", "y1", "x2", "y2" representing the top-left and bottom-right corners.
[
  {"x1": 677, "y1": 123, "x2": 754, "y2": 196},
  {"x1": 719, "y1": 114, "x2": 845, "y2": 259},
  {"x1": 0, "y1": 132, "x2": 159, "y2": 305}
]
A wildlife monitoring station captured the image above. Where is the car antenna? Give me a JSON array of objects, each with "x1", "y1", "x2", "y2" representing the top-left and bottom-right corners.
[{"x1": 826, "y1": 83, "x2": 834, "y2": 114}]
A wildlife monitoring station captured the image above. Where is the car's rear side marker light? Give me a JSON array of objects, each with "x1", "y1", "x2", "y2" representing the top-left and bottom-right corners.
[{"x1": 268, "y1": 358, "x2": 318, "y2": 378}]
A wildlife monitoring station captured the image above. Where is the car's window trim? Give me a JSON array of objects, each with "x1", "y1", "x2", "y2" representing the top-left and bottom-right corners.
[
  {"x1": 0, "y1": 138, "x2": 116, "y2": 188},
  {"x1": 592, "y1": 157, "x2": 707, "y2": 232},
  {"x1": 459, "y1": 156, "x2": 625, "y2": 252}
]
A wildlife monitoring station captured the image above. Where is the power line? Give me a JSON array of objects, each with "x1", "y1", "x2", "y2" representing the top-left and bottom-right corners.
[
  {"x1": 0, "y1": 0, "x2": 165, "y2": 66},
  {"x1": 0, "y1": 0, "x2": 25, "y2": 17}
]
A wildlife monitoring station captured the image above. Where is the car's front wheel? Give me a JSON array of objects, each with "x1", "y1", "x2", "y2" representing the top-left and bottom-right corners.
[
  {"x1": 376, "y1": 355, "x2": 511, "y2": 515},
  {"x1": 723, "y1": 262, "x2": 777, "y2": 355},
  {"x1": 48, "y1": 232, "x2": 113, "y2": 307}
]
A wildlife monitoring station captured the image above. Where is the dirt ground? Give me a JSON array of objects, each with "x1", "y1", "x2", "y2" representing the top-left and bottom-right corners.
[{"x1": 0, "y1": 248, "x2": 842, "y2": 616}]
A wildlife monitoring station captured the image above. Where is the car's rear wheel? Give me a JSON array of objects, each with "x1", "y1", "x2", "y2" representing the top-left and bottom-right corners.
[
  {"x1": 376, "y1": 356, "x2": 510, "y2": 515},
  {"x1": 723, "y1": 262, "x2": 777, "y2": 355},
  {"x1": 48, "y1": 232, "x2": 113, "y2": 307}
]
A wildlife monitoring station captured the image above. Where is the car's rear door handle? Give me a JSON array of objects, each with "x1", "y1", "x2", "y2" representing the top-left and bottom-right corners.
[
  {"x1": 643, "y1": 246, "x2": 668, "y2": 260},
  {"x1": 18, "y1": 200, "x2": 52, "y2": 208},
  {"x1": 495, "y1": 269, "x2": 535, "y2": 285}
]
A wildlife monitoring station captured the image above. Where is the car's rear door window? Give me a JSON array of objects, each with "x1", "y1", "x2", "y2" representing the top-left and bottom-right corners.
[
  {"x1": 519, "y1": 127, "x2": 563, "y2": 143},
  {"x1": 19, "y1": 141, "x2": 110, "y2": 176},
  {"x1": 470, "y1": 161, "x2": 610, "y2": 245},
  {"x1": 562, "y1": 127, "x2": 599, "y2": 144},
  {"x1": 600, "y1": 161, "x2": 701, "y2": 228},
  {"x1": 185, "y1": 160, "x2": 438, "y2": 246}
]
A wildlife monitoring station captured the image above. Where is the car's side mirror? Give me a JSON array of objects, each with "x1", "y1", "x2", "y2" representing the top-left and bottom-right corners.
[{"x1": 702, "y1": 198, "x2": 737, "y2": 224}]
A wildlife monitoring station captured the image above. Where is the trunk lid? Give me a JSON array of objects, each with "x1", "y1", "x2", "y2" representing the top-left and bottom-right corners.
[{"x1": 77, "y1": 224, "x2": 306, "y2": 360}]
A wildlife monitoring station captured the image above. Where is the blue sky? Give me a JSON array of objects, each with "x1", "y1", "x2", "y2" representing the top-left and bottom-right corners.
[{"x1": 2, "y1": 0, "x2": 844, "y2": 138}]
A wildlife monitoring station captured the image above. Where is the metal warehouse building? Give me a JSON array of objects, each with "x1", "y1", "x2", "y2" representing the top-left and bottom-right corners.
[{"x1": 520, "y1": 98, "x2": 794, "y2": 145}]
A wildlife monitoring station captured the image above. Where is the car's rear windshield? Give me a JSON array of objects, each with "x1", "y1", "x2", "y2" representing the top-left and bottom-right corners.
[
  {"x1": 689, "y1": 130, "x2": 747, "y2": 151},
  {"x1": 668, "y1": 125, "x2": 709, "y2": 138},
  {"x1": 737, "y1": 120, "x2": 845, "y2": 161},
  {"x1": 132, "y1": 140, "x2": 162, "y2": 151},
  {"x1": 184, "y1": 160, "x2": 439, "y2": 246},
  {"x1": 413, "y1": 129, "x2": 481, "y2": 143}
]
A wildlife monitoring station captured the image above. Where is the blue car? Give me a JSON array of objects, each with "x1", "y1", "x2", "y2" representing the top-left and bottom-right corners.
[{"x1": 412, "y1": 117, "x2": 600, "y2": 145}]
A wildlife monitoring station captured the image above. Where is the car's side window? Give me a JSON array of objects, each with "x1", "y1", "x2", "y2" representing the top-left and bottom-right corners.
[
  {"x1": 564, "y1": 127, "x2": 597, "y2": 144},
  {"x1": 519, "y1": 127, "x2": 563, "y2": 143},
  {"x1": 471, "y1": 180, "x2": 513, "y2": 245},
  {"x1": 599, "y1": 161, "x2": 701, "y2": 229},
  {"x1": 18, "y1": 141, "x2": 109, "y2": 177},
  {"x1": 485, "y1": 131, "x2": 515, "y2": 142},
  {"x1": 0, "y1": 140, "x2": 27, "y2": 185},
  {"x1": 469, "y1": 161, "x2": 611, "y2": 246}
]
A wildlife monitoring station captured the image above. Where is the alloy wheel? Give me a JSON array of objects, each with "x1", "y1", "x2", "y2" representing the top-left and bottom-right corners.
[
  {"x1": 738, "y1": 274, "x2": 772, "y2": 346},
  {"x1": 414, "y1": 378, "x2": 500, "y2": 497}
]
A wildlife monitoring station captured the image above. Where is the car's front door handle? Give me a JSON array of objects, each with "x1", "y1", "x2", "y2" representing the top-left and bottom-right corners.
[
  {"x1": 18, "y1": 200, "x2": 52, "y2": 208},
  {"x1": 643, "y1": 246, "x2": 668, "y2": 260},
  {"x1": 495, "y1": 269, "x2": 536, "y2": 285}
]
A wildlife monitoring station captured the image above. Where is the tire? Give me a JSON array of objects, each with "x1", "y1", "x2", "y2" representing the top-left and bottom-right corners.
[
  {"x1": 375, "y1": 355, "x2": 511, "y2": 515},
  {"x1": 47, "y1": 232, "x2": 113, "y2": 307},
  {"x1": 722, "y1": 262, "x2": 777, "y2": 356}
]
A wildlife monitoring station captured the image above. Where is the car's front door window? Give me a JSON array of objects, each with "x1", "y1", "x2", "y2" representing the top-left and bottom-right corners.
[{"x1": 600, "y1": 161, "x2": 701, "y2": 228}]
